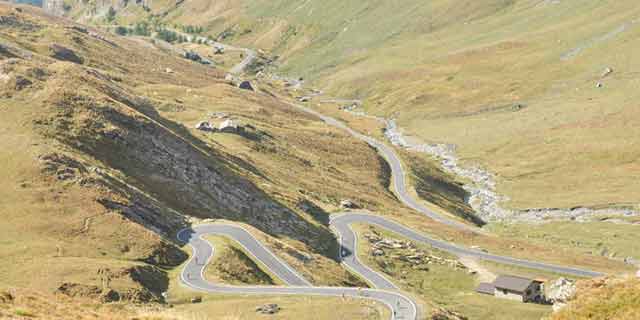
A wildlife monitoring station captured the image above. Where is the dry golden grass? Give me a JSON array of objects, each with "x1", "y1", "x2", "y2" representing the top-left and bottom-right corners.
[
  {"x1": 351, "y1": 224, "x2": 552, "y2": 320},
  {"x1": 111, "y1": 0, "x2": 640, "y2": 212},
  {"x1": 203, "y1": 235, "x2": 278, "y2": 286},
  {"x1": 1, "y1": 3, "x2": 637, "y2": 319},
  {"x1": 169, "y1": 295, "x2": 388, "y2": 320},
  {"x1": 0, "y1": 286, "x2": 174, "y2": 320},
  {"x1": 549, "y1": 276, "x2": 640, "y2": 320}
]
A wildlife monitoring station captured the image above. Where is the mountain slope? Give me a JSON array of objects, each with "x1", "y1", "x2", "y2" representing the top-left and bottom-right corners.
[
  {"x1": 0, "y1": 3, "x2": 410, "y2": 302},
  {"x1": 550, "y1": 275, "x2": 640, "y2": 320},
  {"x1": 77, "y1": 0, "x2": 640, "y2": 213}
]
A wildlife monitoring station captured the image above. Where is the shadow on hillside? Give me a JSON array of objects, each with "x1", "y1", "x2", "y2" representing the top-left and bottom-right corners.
[
  {"x1": 102, "y1": 86, "x2": 272, "y2": 183},
  {"x1": 58, "y1": 87, "x2": 340, "y2": 260},
  {"x1": 296, "y1": 199, "x2": 331, "y2": 226}
]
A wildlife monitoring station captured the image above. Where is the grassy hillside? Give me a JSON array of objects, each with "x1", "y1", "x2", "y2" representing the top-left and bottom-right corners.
[
  {"x1": 0, "y1": 1, "x2": 393, "y2": 305},
  {"x1": 352, "y1": 224, "x2": 552, "y2": 320},
  {"x1": 82, "y1": 0, "x2": 640, "y2": 213},
  {"x1": 3, "y1": 3, "x2": 638, "y2": 318},
  {"x1": 257, "y1": 0, "x2": 640, "y2": 212},
  {"x1": 549, "y1": 276, "x2": 640, "y2": 320}
]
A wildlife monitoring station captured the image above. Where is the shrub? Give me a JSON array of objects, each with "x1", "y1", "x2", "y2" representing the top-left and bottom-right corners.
[{"x1": 114, "y1": 26, "x2": 129, "y2": 36}]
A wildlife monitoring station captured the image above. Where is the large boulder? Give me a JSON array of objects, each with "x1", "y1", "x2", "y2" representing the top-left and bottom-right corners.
[
  {"x1": 546, "y1": 277, "x2": 577, "y2": 312},
  {"x1": 184, "y1": 50, "x2": 202, "y2": 63},
  {"x1": 195, "y1": 121, "x2": 214, "y2": 132},
  {"x1": 256, "y1": 303, "x2": 281, "y2": 314},
  {"x1": 219, "y1": 119, "x2": 240, "y2": 133},
  {"x1": 49, "y1": 44, "x2": 83, "y2": 64},
  {"x1": 339, "y1": 199, "x2": 359, "y2": 210}
]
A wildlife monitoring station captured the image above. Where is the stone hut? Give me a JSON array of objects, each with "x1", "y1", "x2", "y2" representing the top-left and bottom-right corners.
[{"x1": 476, "y1": 275, "x2": 544, "y2": 303}]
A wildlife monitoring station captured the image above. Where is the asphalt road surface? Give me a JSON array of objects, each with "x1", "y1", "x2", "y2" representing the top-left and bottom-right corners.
[
  {"x1": 177, "y1": 224, "x2": 418, "y2": 320},
  {"x1": 289, "y1": 102, "x2": 476, "y2": 231},
  {"x1": 178, "y1": 213, "x2": 601, "y2": 320},
  {"x1": 176, "y1": 43, "x2": 603, "y2": 320}
]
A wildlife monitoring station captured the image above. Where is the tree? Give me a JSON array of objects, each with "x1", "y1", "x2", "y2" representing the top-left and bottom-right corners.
[
  {"x1": 155, "y1": 28, "x2": 179, "y2": 43},
  {"x1": 106, "y1": 7, "x2": 116, "y2": 23},
  {"x1": 133, "y1": 22, "x2": 150, "y2": 36},
  {"x1": 114, "y1": 26, "x2": 129, "y2": 36}
]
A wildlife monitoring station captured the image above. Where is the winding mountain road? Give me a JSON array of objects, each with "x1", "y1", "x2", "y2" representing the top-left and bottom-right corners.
[
  {"x1": 214, "y1": 41, "x2": 256, "y2": 75},
  {"x1": 177, "y1": 223, "x2": 418, "y2": 320},
  {"x1": 176, "y1": 43, "x2": 604, "y2": 320}
]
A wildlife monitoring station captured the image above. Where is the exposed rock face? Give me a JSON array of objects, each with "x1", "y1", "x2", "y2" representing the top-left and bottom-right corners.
[
  {"x1": 364, "y1": 232, "x2": 465, "y2": 270},
  {"x1": 65, "y1": 80, "x2": 310, "y2": 240},
  {"x1": 339, "y1": 199, "x2": 359, "y2": 209},
  {"x1": 383, "y1": 119, "x2": 639, "y2": 223},
  {"x1": 286, "y1": 247, "x2": 313, "y2": 264},
  {"x1": 99, "y1": 289, "x2": 120, "y2": 303},
  {"x1": 546, "y1": 277, "x2": 577, "y2": 312},
  {"x1": 143, "y1": 242, "x2": 188, "y2": 267},
  {"x1": 56, "y1": 283, "x2": 102, "y2": 300},
  {"x1": 219, "y1": 119, "x2": 240, "y2": 132},
  {"x1": 55, "y1": 265, "x2": 167, "y2": 303},
  {"x1": 39, "y1": 153, "x2": 87, "y2": 182},
  {"x1": 49, "y1": 44, "x2": 83, "y2": 64},
  {"x1": 195, "y1": 121, "x2": 214, "y2": 131}
]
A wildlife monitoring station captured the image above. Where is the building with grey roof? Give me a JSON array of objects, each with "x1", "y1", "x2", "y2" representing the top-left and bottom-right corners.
[{"x1": 476, "y1": 275, "x2": 544, "y2": 303}]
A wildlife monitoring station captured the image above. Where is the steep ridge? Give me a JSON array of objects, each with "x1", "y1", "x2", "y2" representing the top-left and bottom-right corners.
[{"x1": 0, "y1": 3, "x2": 410, "y2": 304}]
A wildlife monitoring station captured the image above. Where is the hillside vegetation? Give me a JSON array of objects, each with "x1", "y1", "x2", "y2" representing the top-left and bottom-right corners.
[
  {"x1": 78, "y1": 0, "x2": 640, "y2": 213},
  {"x1": 549, "y1": 276, "x2": 640, "y2": 320},
  {"x1": 0, "y1": 1, "x2": 396, "y2": 305},
  {"x1": 3, "y1": 2, "x2": 639, "y2": 319}
]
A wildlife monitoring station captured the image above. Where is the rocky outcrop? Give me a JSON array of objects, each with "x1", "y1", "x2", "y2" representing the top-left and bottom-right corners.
[
  {"x1": 383, "y1": 119, "x2": 639, "y2": 224},
  {"x1": 143, "y1": 242, "x2": 188, "y2": 267},
  {"x1": 431, "y1": 307, "x2": 468, "y2": 320},
  {"x1": 40, "y1": 68, "x2": 313, "y2": 243},
  {"x1": 49, "y1": 44, "x2": 83, "y2": 64},
  {"x1": 546, "y1": 278, "x2": 577, "y2": 312},
  {"x1": 195, "y1": 121, "x2": 214, "y2": 131},
  {"x1": 219, "y1": 119, "x2": 237, "y2": 132},
  {"x1": 339, "y1": 199, "x2": 359, "y2": 210},
  {"x1": 55, "y1": 265, "x2": 167, "y2": 303},
  {"x1": 56, "y1": 283, "x2": 103, "y2": 300},
  {"x1": 365, "y1": 232, "x2": 465, "y2": 270},
  {"x1": 256, "y1": 303, "x2": 281, "y2": 314}
]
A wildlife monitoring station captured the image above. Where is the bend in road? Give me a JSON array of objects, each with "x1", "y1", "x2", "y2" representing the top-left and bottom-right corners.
[
  {"x1": 177, "y1": 224, "x2": 418, "y2": 320},
  {"x1": 177, "y1": 213, "x2": 602, "y2": 320},
  {"x1": 175, "y1": 42, "x2": 604, "y2": 320}
]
